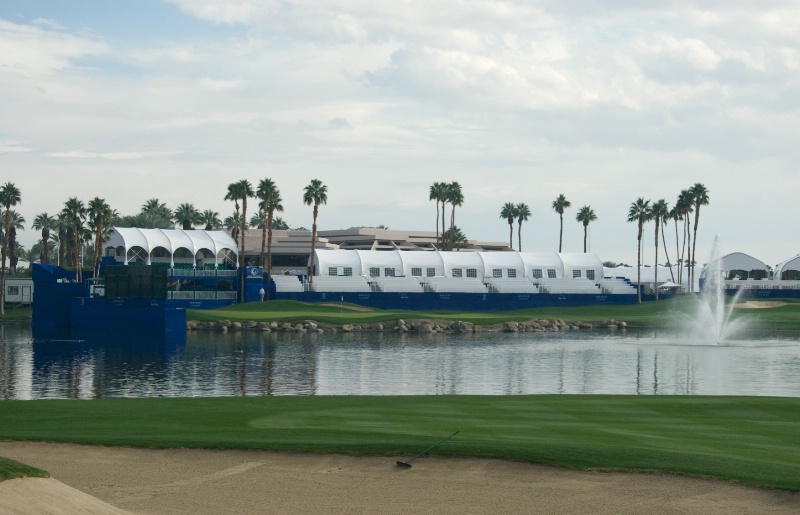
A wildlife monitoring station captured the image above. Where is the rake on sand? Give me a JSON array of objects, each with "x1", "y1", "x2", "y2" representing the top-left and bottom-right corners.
[{"x1": 396, "y1": 431, "x2": 460, "y2": 468}]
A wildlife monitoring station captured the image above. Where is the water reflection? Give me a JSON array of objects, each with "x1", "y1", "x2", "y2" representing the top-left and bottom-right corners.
[{"x1": 2, "y1": 326, "x2": 800, "y2": 399}]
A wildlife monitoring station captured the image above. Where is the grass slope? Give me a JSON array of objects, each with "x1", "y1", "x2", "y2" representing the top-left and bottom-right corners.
[
  {"x1": 0, "y1": 457, "x2": 49, "y2": 482},
  {"x1": 2, "y1": 396, "x2": 799, "y2": 490},
  {"x1": 187, "y1": 297, "x2": 800, "y2": 330}
]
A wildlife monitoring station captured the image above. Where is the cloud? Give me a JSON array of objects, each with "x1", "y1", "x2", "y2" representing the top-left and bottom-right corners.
[
  {"x1": 46, "y1": 150, "x2": 177, "y2": 160},
  {"x1": 0, "y1": 141, "x2": 32, "y2": 154}
]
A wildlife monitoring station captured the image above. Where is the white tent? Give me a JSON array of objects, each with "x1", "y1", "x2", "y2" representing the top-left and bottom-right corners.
[
  {"x1": 479, "y1": 252, "x2": 525, "y2": 279},
  {"x1": 439, "y1": 251, "x2": 486, "y2": 279},
  {"x1": 104, "y1": 227, "x2": 238, "y2": 268},
  {"x1": 774, "y1": 255, "x2": 800, "y2": 281},
  {"x1": 519, "y1": 252, "x2": 566, "y2": 279},
  {"x1": 700, "y1": 252, "x2": 769, "y2": 281}
]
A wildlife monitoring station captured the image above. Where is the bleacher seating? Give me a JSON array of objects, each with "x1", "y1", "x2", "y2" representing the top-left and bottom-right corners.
[
  {"x1": 599, "y1": 278, "x2": 637, "y2": 294},
  {"x1": 539, "y1": 279, "x2": 601, "y2": 294},
  {"x1": 423, "y1": 277, "x2": 488, "y2": 293},
  {"x1": 310, "y1": 276, "x2": 371, "y2": 292},
  {"x1": 485, "y1": 278, "x2": 540, "y2": 294},
  {"x1": 374, "y1": 277, "x2": 423, "y2": 293},
  {"x1": 272, "y1": 274, "x2": 305, "y2": 293}
]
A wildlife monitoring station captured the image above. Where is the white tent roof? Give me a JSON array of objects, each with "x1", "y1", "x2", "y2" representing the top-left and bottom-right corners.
[
  {"x1": 439, "y1": 251, "x2": 486, "y2": 278},
  {"x1": 479, "y1": 252, "x2": 525, "y2": 274},
  {"x1": 700, "y1": 252, "x2": 768, "y2": 280},
  {"x1": 105, "y1": 227, "x2": 238, "y2": 267},
  {"x1": 774, "y1": 254, "x2": 800, "y2": 280},
  {"x1": 519, "y1": 252, "x2": 566, "y2": 278},
  {"x1": 396, "y1": 250, "x2": 445, "y2": 276},
  {"x1": 560, "y1": 253, "x2": 604, "y2": 278},
  {"x1": 314, "y1": 249, "x2": 361, "y2": 275},
  {"x1": 355, "y1": 249, "x2": 403, "y2": 275}
]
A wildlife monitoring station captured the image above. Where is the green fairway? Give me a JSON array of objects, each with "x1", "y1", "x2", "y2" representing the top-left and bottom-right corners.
[
  {"x1": 2, "y1": 396, "x2": 799, "y2": 490},
  {"x1": 187, "y1": 297, "x2": 800, "y2": 330}
]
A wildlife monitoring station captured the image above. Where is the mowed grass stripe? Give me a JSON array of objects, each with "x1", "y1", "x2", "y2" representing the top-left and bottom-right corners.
[{"x1": 1, "y1": 395, "x2": 799, "y2": 490}]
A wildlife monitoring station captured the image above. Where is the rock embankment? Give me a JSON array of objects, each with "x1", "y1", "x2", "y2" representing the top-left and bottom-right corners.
[{"x1": 186, "y1": 319, "x2": 628, "y2": 334}]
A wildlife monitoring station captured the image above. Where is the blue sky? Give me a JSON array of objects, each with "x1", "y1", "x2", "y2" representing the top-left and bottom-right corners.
[{"x1": 2, "y1": 1, "x2": 799, "y2": 267}]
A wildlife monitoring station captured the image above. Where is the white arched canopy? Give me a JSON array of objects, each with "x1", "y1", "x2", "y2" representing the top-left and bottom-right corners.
[
  {"x1": 105, "y1": 227, "x2": 238, "y2": 268},
  {"x1": 700, "y1": 252, "x2": 769, "y2": 281},
  {"x1": 774, "y1": 254, "x2": 800, "y2": 280}
]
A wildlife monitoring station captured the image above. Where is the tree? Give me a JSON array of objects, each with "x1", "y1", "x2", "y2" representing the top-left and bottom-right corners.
[
  {"x1": 256, "y1": 178, "x2": 283, "y2": 277},
  {"x1": 88, "y1": 197, "x2": 114, "y2": 277},
  {"x1": 650, "y1": 199, "x2": 669, "y2": 301},
  {"x1": 445, "y1": 181, "x2": 464, "y2": 250},
  {"x1": 61, "y1": 197, "x2": 87, "y2": 282},
  {"x1": 225, "y1": 180, "x2": 254, "y2": 301},
  {"x1": 516, "y1": 203, "x2": 531, "y2": 252},
  {"x1": 674, "y1": 190, "x2": 694, "y2": 290},
  {"x1": 303, "y1": 179, "x2": 328, "y2": 286},
  {"x1": 173, "y1": 203, "x2": 200, "y2": 230},
  {"x1": 689, "y1": 183, "x2": 710, "y2": 293},
  {"x1": 200, "y1": 210, "x2": 222, "y2": 231},
  {"x1": 429, "y1": 182, "x2": 447, "y2": 245},
  {"x1": 272, "y1": 217, "x2": 289, "y2": 230},
  {"x1": 627, "y1": 198, "x2": 651, "y2": 304},
  {"x1": 552, "y1": 194, "x2": 571, "y2": 252},
  {"x1": 224, "y1": 213, "x2": 241, "y2": 245},
  {"x1": 0, "y1": 182, "x2": 21, "y2": 315},
  {"x1": 441, "y1": 226, "x2": 468, "y2": 251},
  {"x1": 499, "y1": 202, "x2": 517, "y2": 249},
  {"x1": 32, "y1": 213, "x2": 58, "y2": 264},
  {"x1": 8, "y1": 211, "x2": 25, "y2": 275},
  {"x1": 575, "y1": 205, "x2": 597, "y2": 253}
]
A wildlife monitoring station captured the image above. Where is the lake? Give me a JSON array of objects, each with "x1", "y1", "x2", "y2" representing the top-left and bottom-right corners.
[{"x1": 2, "y1": 324, "x2": 799, "y2": 399}]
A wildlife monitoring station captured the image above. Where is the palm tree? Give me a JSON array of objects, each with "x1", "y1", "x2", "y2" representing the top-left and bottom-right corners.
[
  {"x1": 575, "y1": 206, "x2": 597, "y2": 253},
  {"x1": 627, "y1": 198, "x2": 651, "y2": 304},
  {"x1": 88, "y1": 197, "x2": 114, "y2": 277},
  {"x1": 552, "y1": 194, "x2": 571, "y2": 252},
  {"x1": 303, "y1": 179, "x2": 328, "y2": 286},
  {"x1": 429, "y1": 182, "x2": 447, "y2": 245},
  {"x1": 264, "y1": 190, "x2": 283, "y2": 279},
  {"x1": 256, "y1": 178, "x2": 283, "y2": 276},
  {"x1": 445, "y1": 181, "x2": 464, "y2": 250},
  {"x1": 32, "y1": 213, "x2": 57, "y2": 264},
  {"x1": 442, "y1": 226, "x2": 468, "y2": 251},
  {"x1": 516, "y1": 203, "x2": 531, "y2": 252},
  {"x1": 272, "y1": 217, "x2": 289, "y2": 230},
  {"x1": 8, "y1": 211, "x2": 25, "y2": 275},
  {"x1": 61, "y1": 197, "x2": 87, "y2": 282},
  {"x1": 499, "y1": 202, "x2": 517, "y2": 249},
  {"x1": 650, "y1": 199, "x2": 669, "y2": 301},
  {"x1": 0, "y1": 182, "x2": 21, "y2": 315},
  {"x1": 173, "y1": 203, "x2": 200, "y2": 230},
  {"x1": 200, "y1": 210, "x2": 222, "y2": 231},
  {"x1": 56, "y1": 213, "x2": 68, "y2": 267},
  {"x1": 689, "y1": 183, "x2": 710, "y2": 293},
  {"x1": 674, "y1": 190, "x2": 694, "y2": 290},
  {"x1": 224, "y1": 213, "x2": 241, "y2": 242}
]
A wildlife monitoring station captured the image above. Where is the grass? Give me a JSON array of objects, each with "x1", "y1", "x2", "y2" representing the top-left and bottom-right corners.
[
  {"x1": 187, "y1": 297, "x2": 800, "y2": 330},
  {"x1": 2, "y1": 396, "x2": 800, "y2": 490},
  {"x1": 0, "y1": 305, "x2": 32, "y2": 322},
  {"x1": 0, "y1": 457, "x2": 49, "y2": 481}
]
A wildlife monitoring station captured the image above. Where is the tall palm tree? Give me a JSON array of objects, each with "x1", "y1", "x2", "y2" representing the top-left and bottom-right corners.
[
  {"x1": 552, "y1": 194, "x2": 571, "y2": 252},
  {"x1": 56, "y1": 213, "x2": 69, "y2": 267},
  {"x1": 675, "y1": 189, "x2": 694, "y2": 290},
  {"x1": 200, "y1": 210, "x2": 222, "y2": 231},
  {"x1": 650, "y1": 199, "x2": 669, "y2": 301},
  {"x1": 627, "y1": 198, "x2": 651, "y2": 304},
  {"x1": 442, "y1": 226, "x2": 468, "y2": 251},
  {"x1": 445, "y1": 181, "x2": 464, "y2": 250},
  {"x1": 303, "y1": 179, "x2": 328, "y2": 286},
  {"x1": 264, "y1": 189, "x2": 283, "y2": 279},
  {"x1": 61, "y1": 197, "x2": 87, "y2": 282},
  {"x1": 32, "y1": 213, "x2": 57, "y2": 264},
  {"x1": 0, "y1": 182, "x2": 21, "y2": 315},
  {"x1": 224, "y1": 213, "x2": 241, "y2": 242},
  {"x1": 429, "y1": 182, "x2": 447, "y2": 245},
  {"x1": 516, "y1": 203, "x2": 531, "y2": 252},
  {"x1": 8, "y1": 211, "x2": 25, "y2": 275},
  {"x1": 88, "y1": 197, "x2": 114, "y2": 277},
  {"x1": 256, "y1": 178, "x2": 283, "y2": 273},
  {"x1": 689, "y1": 183, "x2": 710, "y2": 293},
  {"x1": 499, "y1": 202, "x2": 517, "y2": 249},
  {"x1": 173, "y1": 203, "x2": 200, "y2": 230},
  {"x1": 575, "y1": 206, "x2": 597, "y2": 253}
]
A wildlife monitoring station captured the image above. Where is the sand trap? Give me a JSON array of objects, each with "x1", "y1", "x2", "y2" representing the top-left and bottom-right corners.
[
  {"x1": 734, "y1": 300, "x2": 789, "y2": 309},
  {"x1": 1, "y1": 442, "x2": 798, "y2": 514},
  {"x1": 0, "y1": 477, "x2": 128, "y2": 514}
]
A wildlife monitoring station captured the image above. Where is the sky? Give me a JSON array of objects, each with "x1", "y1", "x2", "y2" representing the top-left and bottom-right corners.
[{"x1": 2, "y1": 0, "x2": 799, "y2": 268}]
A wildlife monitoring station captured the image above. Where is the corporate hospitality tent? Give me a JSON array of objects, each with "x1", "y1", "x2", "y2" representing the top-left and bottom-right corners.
[
  {"x1": 104, "y1": 227, "x2": 238, "y2": 268},
  {"x1": 774, "y1": 255, "x2": 800, "y2": 280},
  {"x1": 700, "y1": 252, "x2": 769, "y2": 281}
]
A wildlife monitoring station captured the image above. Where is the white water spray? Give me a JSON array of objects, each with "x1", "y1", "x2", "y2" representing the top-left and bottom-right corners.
[{"x1": 688, "y1": 236, "x2": 747, "y2": 344}]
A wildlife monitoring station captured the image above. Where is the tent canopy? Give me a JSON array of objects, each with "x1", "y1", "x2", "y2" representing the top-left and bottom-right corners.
[{"x1": 105, "y1": 227, "x2": 238, "y2": 267}]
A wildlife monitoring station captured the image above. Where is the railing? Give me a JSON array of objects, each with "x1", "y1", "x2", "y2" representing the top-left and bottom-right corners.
[
  {"x1": 167, "y1": 291, "x2": 238, "y2": 300},
  {"x1": 167, "y1": 268, "x2": 238, "y2": 277}
]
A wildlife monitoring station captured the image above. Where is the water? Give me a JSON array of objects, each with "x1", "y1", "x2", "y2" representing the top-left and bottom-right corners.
[{"x1": 2, "y1": 325, "x2": 800, "y2": 399}]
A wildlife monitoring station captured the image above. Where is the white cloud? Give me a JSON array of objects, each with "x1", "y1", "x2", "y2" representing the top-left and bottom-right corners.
[
  {"x1": 46, "y1": 150, "x2": 177, "y2": 160},
  {"x1": 0, "y1": 141, "x2": 32, "y2": 154}
]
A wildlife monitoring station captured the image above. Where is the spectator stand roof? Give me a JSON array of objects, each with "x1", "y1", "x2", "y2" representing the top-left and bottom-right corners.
[
  {"x1": 700, "y1": 252, "x2": 769, "y2": 281},
  {"x1": 105, "y1": 227, "x2": 238, "y2": 268},
  {"x1": 774, "y1": 254, "x2": 800, "y2": 280}
]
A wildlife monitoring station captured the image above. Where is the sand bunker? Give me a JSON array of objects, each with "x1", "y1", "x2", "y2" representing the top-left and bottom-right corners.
[
  {"x1": 1, "y1": 442, "x2": 798, "y2": 514},
  {"x1": 734, "y1": 300, "x2": 789, "y2": 309}
]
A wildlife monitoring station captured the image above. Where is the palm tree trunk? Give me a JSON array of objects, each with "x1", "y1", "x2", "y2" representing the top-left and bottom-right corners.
[
  {"x1": 435, "y1": 202, "x2": 439, "y2": 244},
  {"x1": 309, "y1": 205, "x2": 318, "y2": 286},
  {"x1": 517, "y1": 222, "x2": 522, "y2": 252},
  {"x1": 42, "y1": 229, "x2": 49, "y2": 264},
  {"x1": 559, "y1": 214, "x2": 564, "y2": 252},
  {"x1": 583, "y1": 225, "x2": 588, "y2": 253},
  {"x1": 266, "y1": 209, "x2": 274, "y2": 278},
  {"x1": 260, "y1": 206, "x2": 267, "y2": 267},
  {"x1": 654, "y1": 220, "x2": 660, "y2": 301},
  {"x1": 441, "y1": 202, "x2": 446, "y2": 246},
  {"x1": 0, "y1": 213, "x2": 7, "y2": 316},
  {"x1": 691, "y1": 206, "x2": 701, "y2": 293},
  {"x1": 508, "y1": 222, "x2": 513, "y2": 249},
  {"x1": 637, "y1": 223, "x2": 643, "y2": 304}
]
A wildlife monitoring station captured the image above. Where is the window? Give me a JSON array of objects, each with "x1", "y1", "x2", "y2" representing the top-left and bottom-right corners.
[
  {"x1": 427, "y1": 268, "x2": 436, "y2": 277},
  {"x1": 369, "y1": 267, "x2": 380, "y2": 277},
  {"x1": 385, "y1": 268, "x2": 395, "y2": 277},
  {"x1": 573, "y1": 270, "x2": 582, "y2": 278},
  {"x1": 7, "y1": 286, "x2": 18, "y2": 296},
  {"x1": 508, "y1": 269, "x2": 517, "y2": 278},
  {"x1": 587, "y1": 270, "x2": 595, "y2": 280},
  {"x1": 452, "y1": 269, "x2": 463, "y2": 278},
  {"x1": 547, "y1": 269, "x2": 557, "y2": 279},
  {"x1": 343, "y1": 267, "x2": 353, "y2": 277},
  {"x1": 532, "y1": 269, "x2": 543, "y2": 279},
  {"x1": 411, "y1": 267, "x2": 422, "y2": 277},
  {"x1": 493, "y1": 269, "x2": 502, "y2": 278},
  {"x1": 328, "y1": 267, "x2": 338, "y2": 276},
  {"x1": 467, "y1": 268, "x2": 478, "y2": 278}
]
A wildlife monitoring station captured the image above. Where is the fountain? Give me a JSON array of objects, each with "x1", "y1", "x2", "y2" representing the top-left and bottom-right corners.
[{"x1": 687, "y1": 236, "x2": 747, "y2": 344}]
